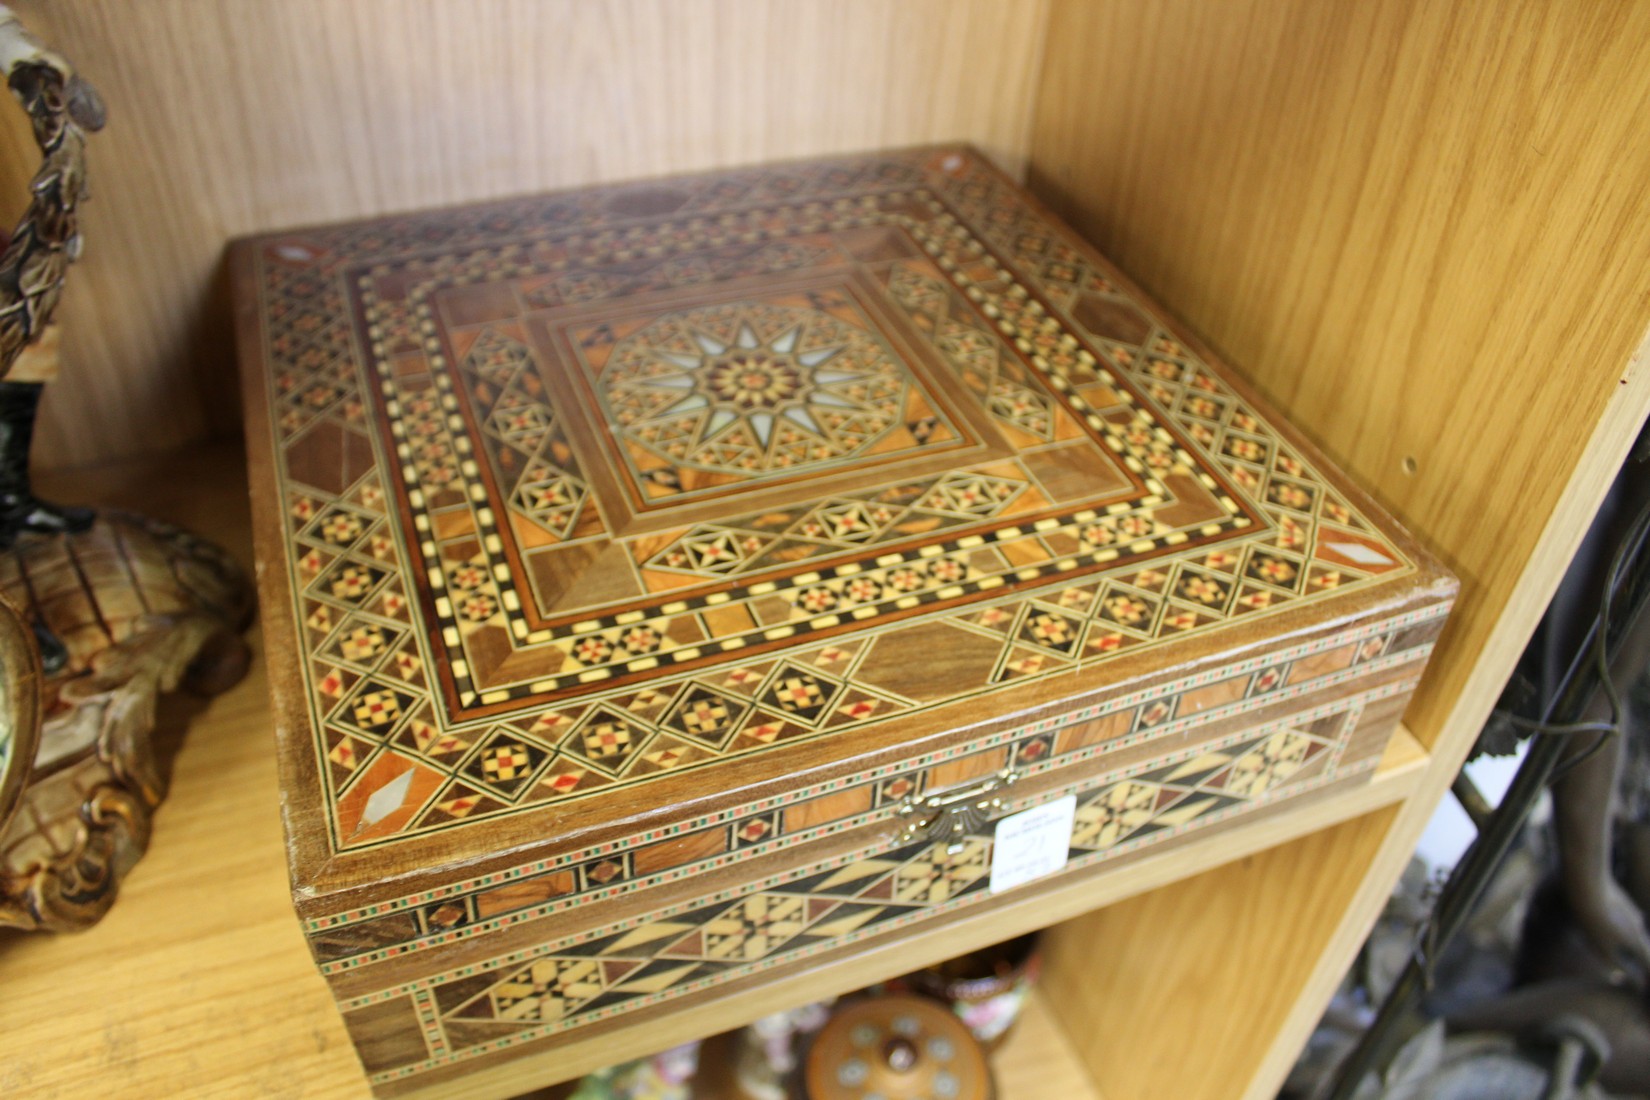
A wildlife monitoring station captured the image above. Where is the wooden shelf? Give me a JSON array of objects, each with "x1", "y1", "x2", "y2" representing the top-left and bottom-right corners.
[
  {"x1": 0, "y1": 443, "x2": 1417, "y2": 1098},
  {"x1": 4, "y1": 3, "x2": 1648, "y2": 1097},
  {"x1": 991, "y1": 991, "x2": 1106, "y2": 1100}
]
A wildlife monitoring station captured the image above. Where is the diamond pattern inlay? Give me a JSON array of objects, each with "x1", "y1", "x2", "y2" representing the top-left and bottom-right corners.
[{"x1": 250, "y1": 147, "x2": 1425, "y2": 859}]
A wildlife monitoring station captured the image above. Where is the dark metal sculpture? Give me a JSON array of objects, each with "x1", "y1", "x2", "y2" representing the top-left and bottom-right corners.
[{"x1": 0, "y1": 4, "x2": 102, "y2": 547}]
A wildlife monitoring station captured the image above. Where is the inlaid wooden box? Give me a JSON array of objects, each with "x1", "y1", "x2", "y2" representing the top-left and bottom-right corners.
[{"x1": 232, "y1": 147, "x2": 1454, "y2": 1095}]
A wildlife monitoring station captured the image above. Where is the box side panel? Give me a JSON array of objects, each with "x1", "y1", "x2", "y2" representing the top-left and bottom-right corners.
[
  {"x1": 303, "y1": 602, "x2": 1445, "y2": 978},
  {"x1": 353, "y1": 750, "x2": 1378, "y2": 1094},
  {"x1": 322, "y1": 621, "x2": 1441, "y2": 1090}
]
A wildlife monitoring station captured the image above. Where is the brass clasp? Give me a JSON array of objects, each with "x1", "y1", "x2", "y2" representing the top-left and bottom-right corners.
[{"x1": 897, "y1": 768, "x2": 1019, "y2": 853}]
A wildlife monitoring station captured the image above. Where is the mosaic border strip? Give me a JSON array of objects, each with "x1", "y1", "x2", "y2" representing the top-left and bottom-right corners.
[
  {"x1": 304, "y1": 601, "x2": 1445, "y2": 943},
  {"x1": 363, "y1": 196, "x2": 1252, "y2": 706},
  {"x1": 311, "y1": 633, "x2": 1437, "y2": 972},
  {"x1": 354, "y1": 700, "x2": 1377, "y2": 1084}
]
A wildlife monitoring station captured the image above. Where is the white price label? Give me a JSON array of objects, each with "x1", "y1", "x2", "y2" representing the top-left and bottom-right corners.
[{"x1": 989, "y1": 794, "x2": 1076, "y2": 894}]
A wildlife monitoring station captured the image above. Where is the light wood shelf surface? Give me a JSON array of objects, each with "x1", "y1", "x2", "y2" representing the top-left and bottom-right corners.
[
  {"x1": 0, "y1": 444, "x2": 1412, "y2": 1098},
  {"x1": 990, "y1": 991, "x2": 1106, "y2": 1100}
]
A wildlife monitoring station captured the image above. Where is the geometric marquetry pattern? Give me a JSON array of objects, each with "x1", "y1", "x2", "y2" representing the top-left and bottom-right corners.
[
  {"x1": 255, "y1": 149, "x2": 1419, "y2": 854},
  {"x1": 304, "y1": 628, "x2": 1439, "y2": 973},
  {"x1": 643, "y1": 469, "x2": 1028, "y2": 577},
  {"x1": 1069, "y1": 726, "x2": 1335, "y2": 851},
  {"x1": 599, "y1": 300, "x2": 929, "y2": 483},
  {"x1": 350, "y1": 713, "x2": 1356, "y2": 1085},
  {"x1": 462, "y1": 329, "x2": 592, "y2": 540},
  {"x1": 943, "y1": 534, "x2": 1381, "y2": 683},
  {"x1": 937, "y1": 176, "x2": 1391, "y2": 570}
]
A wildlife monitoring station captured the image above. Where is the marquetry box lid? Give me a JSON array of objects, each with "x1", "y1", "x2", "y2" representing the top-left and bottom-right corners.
[{"x1": 233, "y1": 146, "x2": 1453, "y2": 1092}]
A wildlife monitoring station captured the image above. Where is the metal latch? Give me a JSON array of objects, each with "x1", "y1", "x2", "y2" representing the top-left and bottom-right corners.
[{"x1": 897, "y1": 768, "x2": 1019, "y2": 853}]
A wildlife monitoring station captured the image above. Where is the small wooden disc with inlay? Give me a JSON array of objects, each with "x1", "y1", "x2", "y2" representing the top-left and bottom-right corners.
[{"x1": 803, "y1": 994, "x2": 992, "y2": 1100}]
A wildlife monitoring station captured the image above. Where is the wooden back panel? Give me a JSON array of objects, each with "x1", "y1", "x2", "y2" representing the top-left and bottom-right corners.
[
  {"x1": 3, "y1": 0, "x2": 1051, "y2": 470},
  {"x1": 1028, "y1": 0, "x2": 1650, "y2": 754},
  {"x1": 1029, "y1": 3, "x2": 1650, "y2": 1097}
]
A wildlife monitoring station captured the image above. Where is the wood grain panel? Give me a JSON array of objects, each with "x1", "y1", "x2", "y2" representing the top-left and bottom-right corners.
[
  {"x1": 1030, "y1": 3, "x2": 1650, "y2": 1096},
  {"x1": 1029, "y1": 0, "x2": 1650, "y2": 754},
  {"x1": 3, "y1": 0, "x2": 1050, "y2": 470},
  {"x1": 1042, "y1": 809, "x2": 1396, "y2": 1100}
]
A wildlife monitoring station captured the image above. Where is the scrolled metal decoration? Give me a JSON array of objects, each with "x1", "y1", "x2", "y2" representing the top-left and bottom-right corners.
[{"x1": 0, "y1": 4, "x2": 102, "y2": 547}]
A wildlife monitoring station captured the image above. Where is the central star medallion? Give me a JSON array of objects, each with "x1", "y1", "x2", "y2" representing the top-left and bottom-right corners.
[{"x1": 599, "y1": 301, "x2": 914, "y2": 478}]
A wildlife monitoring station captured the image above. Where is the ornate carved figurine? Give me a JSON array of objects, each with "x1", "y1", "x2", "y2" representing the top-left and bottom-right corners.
[
  {"x1": 0, "y1": 5, "x2": 254, "y2": 933},
  {"x1": 0, "y1": 4, "x2": 102, "y2": 547}
]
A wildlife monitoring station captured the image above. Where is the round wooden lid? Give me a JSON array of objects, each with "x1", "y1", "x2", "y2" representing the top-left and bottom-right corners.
[{"x1": 803, "y1": 994, "x2": 992, "y2": 1100}]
